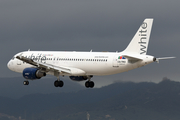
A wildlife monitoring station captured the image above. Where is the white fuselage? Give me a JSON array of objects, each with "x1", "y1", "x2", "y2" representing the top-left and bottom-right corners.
[{"x1": 7, "y1": 51, "x2": 154, "y2": 76}]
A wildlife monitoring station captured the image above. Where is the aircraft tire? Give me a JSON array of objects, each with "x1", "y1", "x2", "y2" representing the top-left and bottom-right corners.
[
  {"x1": 85, "y1": 81, "x2": 94, "y2": 88},
  {"x1": 23, "y1": 81, "x2": 29, "y2": 85},
  {"x1": 54, "y1": 80, "x2": 64, "y2": 87},
  {"x1": 54, "y1": 80, "x2": 59, "y2": 87},
  {"x1": 85, "y1": 81, "x2": 90, "y2": 88},
  {"x1": 90, "y1": 81, "x2": 94, "y2": 88},
  {"x1": 58, "y1": 81, "x2": 64, "y2": 87}
]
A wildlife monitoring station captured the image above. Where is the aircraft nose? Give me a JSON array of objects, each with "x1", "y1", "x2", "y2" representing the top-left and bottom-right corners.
[{"x1": 7, "y1": 60, "x2": 13, "y2": 71}]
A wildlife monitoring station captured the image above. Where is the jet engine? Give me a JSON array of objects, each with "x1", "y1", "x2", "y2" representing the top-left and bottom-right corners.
[
  {"x1": 69, "y1": 76, "x2": 88, "y2": 81},
  {"x1": 23, "y1": 68, "x2": 46, "y2": 80}
]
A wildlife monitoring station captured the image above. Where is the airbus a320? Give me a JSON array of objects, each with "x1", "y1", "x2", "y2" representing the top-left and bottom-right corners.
[{"x1": 7, "y1": 18, "x2": 175, "y2": 88}]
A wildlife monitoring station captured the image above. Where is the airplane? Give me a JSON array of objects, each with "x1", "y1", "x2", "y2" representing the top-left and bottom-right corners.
[{"x1": 7, "y1": 18, "x2": 175, "y2": 88}]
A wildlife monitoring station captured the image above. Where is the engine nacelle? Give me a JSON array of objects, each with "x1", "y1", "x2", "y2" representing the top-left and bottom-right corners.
[
  {"x1": 69, "y1": 76, "x2": 88, "y2": 81},
  {"x1": 23, "y1": 68, "x2": 46, "y2": 80}
]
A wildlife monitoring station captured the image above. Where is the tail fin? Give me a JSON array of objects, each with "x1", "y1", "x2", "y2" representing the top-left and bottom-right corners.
[{"x1": 123, "y1": 18, "x2": 153, "y2": 55}]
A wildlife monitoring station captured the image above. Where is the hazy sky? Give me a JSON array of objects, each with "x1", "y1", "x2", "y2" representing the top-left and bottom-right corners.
[{"x1": 1, "y1": 0, "x2": 180, "y2": 85}]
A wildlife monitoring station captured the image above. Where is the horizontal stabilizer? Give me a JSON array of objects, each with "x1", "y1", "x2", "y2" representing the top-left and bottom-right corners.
[
  {"x1": 122, "y1": 54, "x2": 143, "y2": 61},
  {"x1": 157, "y1": 57, "x2": 176, "y2": 60},
  {"x1": 156, "y1": 57, "x2": 176, "y2": 63}
]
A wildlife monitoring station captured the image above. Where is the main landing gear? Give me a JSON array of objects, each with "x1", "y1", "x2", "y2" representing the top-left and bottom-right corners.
[
  {"x1": 85, "y1": 75, "x2": 94, "y2": 88},
  {"x1": 54, "y1": 72, "x2": 64, "y2": 87},
  {"x1": 85, "y1": 81, "x2": 94, "y2": 88},
  {"x1": 54, "y1": 80, "x2": 64, "y2": 87}
]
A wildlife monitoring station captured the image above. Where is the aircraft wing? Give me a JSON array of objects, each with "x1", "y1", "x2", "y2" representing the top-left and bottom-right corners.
[{"x1": 16, "y1": 56, "x2": 72, "y2": 75}]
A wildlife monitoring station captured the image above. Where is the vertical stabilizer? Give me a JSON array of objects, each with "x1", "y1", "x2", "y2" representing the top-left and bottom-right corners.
[{"x1": 123, "y1": 19, "x2": 153, "y2": 55}]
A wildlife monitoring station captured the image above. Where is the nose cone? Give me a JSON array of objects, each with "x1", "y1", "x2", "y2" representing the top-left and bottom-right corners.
[{"x1": 7, "y1": 60, "x2": 14, "y2": 71}]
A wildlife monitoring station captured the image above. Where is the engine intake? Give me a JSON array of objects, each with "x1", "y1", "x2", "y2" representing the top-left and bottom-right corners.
[{"x1": 23, "y1": 68, "x2": 46, "y2": 80}]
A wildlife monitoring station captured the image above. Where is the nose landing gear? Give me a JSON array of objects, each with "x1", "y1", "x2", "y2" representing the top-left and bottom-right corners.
[{"x1": 23, "y1": 80, "x2": 29, "y2": 85}]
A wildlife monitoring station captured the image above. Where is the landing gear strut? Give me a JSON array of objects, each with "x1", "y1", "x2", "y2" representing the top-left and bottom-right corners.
[
  {"x1": 54, "y1": 71, "x2": 64, "y2": 87},
  {"x1": 85, "y1": 75, "x2": 94, "y2": 88}
]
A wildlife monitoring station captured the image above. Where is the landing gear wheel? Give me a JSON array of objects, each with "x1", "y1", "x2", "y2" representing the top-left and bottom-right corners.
[
  {"x1": 23, "y1": 81, "x2": 29, "y2": 85},
  {"x1": 85, "y1": 81, "x2": 94, "y2": 88},
  {"x1": 54, "y1": 80, "x2": 59, "y2": 87},
  {"x1": 85, "y1": 81, "x2": 90, "y2": 88},
  {"x1": 58, "y1": 81, "x2": 64, "y2": 87},
  {"x1": 90, "y1": 81, "x2": 94, "y2": 88},
  {"x1": 54, "y1": 80, "x2": 64, "y2": 87}
]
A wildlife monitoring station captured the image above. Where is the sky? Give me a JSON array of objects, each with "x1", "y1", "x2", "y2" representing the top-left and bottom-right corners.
[{"x1": 0, "y1": 0, "x2": 180, "y2": 86}]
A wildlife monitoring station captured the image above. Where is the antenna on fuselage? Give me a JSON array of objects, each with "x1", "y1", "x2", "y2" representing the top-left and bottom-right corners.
[
  {"x1": 28, "y1": 49, "x2": 30, "y2": 51},
  {"x1": 90, "y1": 50, "x2": 92, "y2": 52}
]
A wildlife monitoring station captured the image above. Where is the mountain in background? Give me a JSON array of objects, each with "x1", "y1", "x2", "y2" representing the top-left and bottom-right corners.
[
  {"x1": 0, "y1": 77, "x2": 86, "y2": 99},
  {"x1": 0, "y1": 78, "x2": 180, "y2": 120}
]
